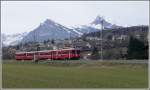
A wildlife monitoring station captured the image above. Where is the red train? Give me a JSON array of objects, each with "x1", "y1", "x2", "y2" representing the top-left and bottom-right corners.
[{"x1": 15, "y1": 48, "x2": 80, "y2": 61}]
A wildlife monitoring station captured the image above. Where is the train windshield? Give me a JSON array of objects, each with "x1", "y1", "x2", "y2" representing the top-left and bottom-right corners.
[
  {"x1": 77, "y1": 50, "x2": 80, "y2": 54},
  {"x1": 71, "y1": 50, "x2": 80, "y2": 54}
]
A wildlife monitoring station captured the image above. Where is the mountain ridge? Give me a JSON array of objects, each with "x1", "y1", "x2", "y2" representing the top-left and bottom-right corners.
[{"x1": 2, "y1": 16, "x2": 122, "y2": 46}]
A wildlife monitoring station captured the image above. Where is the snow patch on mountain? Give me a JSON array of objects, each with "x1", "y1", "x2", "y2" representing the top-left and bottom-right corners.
[
  {"x1": 2, "y1": 32, "x2": 28, "y2": 46},
  {"x1": 72, "y1": 29, "x2": 83, "y2": 35}
]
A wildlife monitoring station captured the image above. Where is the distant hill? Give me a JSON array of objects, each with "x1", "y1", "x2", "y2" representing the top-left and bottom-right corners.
[{"x1": 82, "y1": 25, "x2": 148, "y2": 42}]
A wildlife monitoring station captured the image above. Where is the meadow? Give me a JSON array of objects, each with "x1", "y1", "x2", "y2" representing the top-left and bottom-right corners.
[{"x1": 2, "y1": 60, "x2": 148, "y2": 88}]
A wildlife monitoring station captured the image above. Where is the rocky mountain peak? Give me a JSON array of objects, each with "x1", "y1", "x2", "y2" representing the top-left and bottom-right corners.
[
  {"x1": 91, "y1": 15, "x2": 105, "y2": 25},
  {"x1": 44, "y1": 19, "x2": 55, "y2": 24}
]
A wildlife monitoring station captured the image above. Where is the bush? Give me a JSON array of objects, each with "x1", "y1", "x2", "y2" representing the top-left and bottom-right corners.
[{"x1": 127, "y1": 36, "x2": 148, "y2": 59}]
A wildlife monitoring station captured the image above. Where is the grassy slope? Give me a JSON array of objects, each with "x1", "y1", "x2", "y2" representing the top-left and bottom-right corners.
[{"x1": 2, "y1": 61, "x2": 148, "y2": 88}]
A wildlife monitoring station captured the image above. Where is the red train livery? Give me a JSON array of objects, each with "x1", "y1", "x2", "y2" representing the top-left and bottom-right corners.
[{"x1": 15, "y1": 48, "x2": 80, "y2": 61}]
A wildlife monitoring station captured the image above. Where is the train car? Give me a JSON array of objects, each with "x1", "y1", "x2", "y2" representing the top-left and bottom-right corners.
[
  {"x1": 15, "y1": 52, "x2": 26, "y2": 60},
  {"x1": 15, "y1": 51, "x2": 35, "y2": 60},
  {"x1": 60, "y1": 49, "x2": 80, "y2": 60},
  {"x1": 15, "y1": 48, "x2": 80, "y2": 61}
]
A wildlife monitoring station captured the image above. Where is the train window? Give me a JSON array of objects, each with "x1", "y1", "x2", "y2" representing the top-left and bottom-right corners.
[
  {"x1": 46, "y1": 52, "x2": 50, "y2": 55},
  {"x1": 72, "y1": 50, "x2": 76, "y2": 54},
  {"x1": 52, "y1": 51, "x2": 57, "y2": 55},
  {"x1": 62, "y1": 51, "x2": 68, "y2": 54},
  {"x1": 39, "y1": 52, "x2": 52, "y2": 55},
  {"x1": 49, "y1": 52, "x2": 52, "y2": 55},
  {"x1": 16, "y1": 53, "x2": 25, "y2": 56},
  {"x1": 71, "y1": 50, "x2": 74, "y2": 54},
  {"x1": 61, "y1": 51, "x2": 64, "y2": 54},
  {"x1": 58, "y1": 51, "x2": 61, "y2": 54},
  {"x1": 35, "y1": 53, "x2": 39, "y2": 55},
  {"x1": 40, "y1": 53, "x2": 43, "y2": 55},
  {"x1": 40, "y1": 52, "x2": 49, "y2": 55},
  {"x1": 70, "y1": 50, "x2": 80, "y2": 54},
  {"x1": 27, "y1": 53, "x2": 34, "y2": 56},
  {"x1": 77, "y1": 50, "x2": 80, "y2": 54}
]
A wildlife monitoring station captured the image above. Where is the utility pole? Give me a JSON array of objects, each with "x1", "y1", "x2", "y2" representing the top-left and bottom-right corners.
[
  {"x1": 33, "y1": 31, "x2": 38, "y2": 62},
  {"x1": 101, "y1": 17, "x2": 104, "y2": 60},
  {"x1": 69, "y1": 31, "x2": 71, "y2": 46},
  {"x1": 69, "y1": 31, "x2": 71, "y2": 60}
]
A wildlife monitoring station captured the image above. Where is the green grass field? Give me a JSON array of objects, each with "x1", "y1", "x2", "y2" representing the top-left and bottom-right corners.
[{"x1": 2, "y1": 60, "x2": 148, "y2": 88}]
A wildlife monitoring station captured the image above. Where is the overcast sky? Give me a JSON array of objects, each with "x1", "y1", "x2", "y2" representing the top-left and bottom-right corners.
[{"x1": 1, "y1": 1, "x2": 149, "y2": 35}]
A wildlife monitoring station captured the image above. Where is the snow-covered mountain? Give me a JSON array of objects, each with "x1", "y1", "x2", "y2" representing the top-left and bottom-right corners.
[
  {"x1": 22, "y1": 16, "x2": 121, "y2": 43},
  {"x1": 21, "y1": 19, "x2": 80, "y2": 43},
  {"x1": 2, "y1": 15, "x2": 122, "y2": 46},
  {"x1": 72, "y1": 16, "x2": 121, "y2": 34},
  {"x1": 2, "y1": 32, "x2": 28, "y2": 46},
  {"x1": 90, "y1": 16, "x2": 120, "y2": 29}
]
